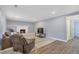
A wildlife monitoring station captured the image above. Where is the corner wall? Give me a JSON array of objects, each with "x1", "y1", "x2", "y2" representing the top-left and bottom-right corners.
[
  {"x1": 0, "y1": 10, "x2": 6, "y2": 34},
  {"x1": 6, "y1": 20, "x2": 35, "y2": 33},
  {"x1": 35, "y1": 16, "x2": 67, "y2": 41},
  {"x1": 0, "y1": 10, "x2": 6, "y2": 48}
]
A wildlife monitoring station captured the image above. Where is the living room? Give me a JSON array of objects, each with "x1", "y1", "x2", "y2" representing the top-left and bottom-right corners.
[{"x1": 0, "y1": 5, "x2": 79, "y2": 54}]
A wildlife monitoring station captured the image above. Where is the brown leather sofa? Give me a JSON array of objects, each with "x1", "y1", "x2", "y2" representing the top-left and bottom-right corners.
[
  {"x1": 1, "y1": 32, "x2": 12, "y2": 50},
  {"x1": 10, "y1": 34, "x2": 35, "y2": 54}
]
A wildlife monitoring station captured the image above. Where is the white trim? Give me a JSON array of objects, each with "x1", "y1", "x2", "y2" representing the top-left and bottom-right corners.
[{"x1": 46, "y1": 36, "x2": 67, "y2": 42}]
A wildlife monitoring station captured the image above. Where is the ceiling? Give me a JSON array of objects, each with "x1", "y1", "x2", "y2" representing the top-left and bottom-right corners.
[{"x1": 0, "y1": 5, "x2": 79, "y2": 22}]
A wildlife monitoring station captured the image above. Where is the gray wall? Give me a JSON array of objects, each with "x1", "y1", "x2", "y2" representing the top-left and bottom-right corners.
[
  {"x1": 0, "y1": 20, "x2": 3, "y2": 34},
  {"x1": 0, "y1": 10, "x2": 6, "y2": 48},
  {"x1": 0, "y1": 10, "x2": 6, "y2": 34},
  {"x1": 35, "y1": 16, "x2": 67, "y2": 40},
  {"x1": 6, "y1": 16, "x2": 67, "y2": 41},
  {"x1": 0, "y1": 20, "x2": 2, "y2": 47},
  {"x1": 7, "y1": 20, "x2": 35, "y2": 33},
  {"x1": 5, "y1": 16, "x2": 67, "y2": 41},
  {"x1": 74, "y1": 20, "x2": 79, "y2": 37}
]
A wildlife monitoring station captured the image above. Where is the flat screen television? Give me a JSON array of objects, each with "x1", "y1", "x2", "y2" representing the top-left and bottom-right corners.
[
  {"x1": 37, "y1": 28, "x2": 44, "y2": 34},
  {"x1": 20, "y1": 29, "x2": 26, "y2": 33}
]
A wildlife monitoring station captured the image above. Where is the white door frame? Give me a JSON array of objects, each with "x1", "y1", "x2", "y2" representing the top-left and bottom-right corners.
[{"x1": 66, "y1": 16, "x2": 74, "y2": 41}]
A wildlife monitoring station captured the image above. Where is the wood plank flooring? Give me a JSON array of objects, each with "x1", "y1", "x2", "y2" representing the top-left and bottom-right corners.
[{"x1": 30, "y1": 40, "x2": 73, "y2": 54}]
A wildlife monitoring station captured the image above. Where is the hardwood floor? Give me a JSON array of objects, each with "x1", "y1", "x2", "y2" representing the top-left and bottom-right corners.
[
  {"x1": 30, "y1": 40, "x2": 73, "y2": 54},
  {"x1": 71, "y1": 37, "x2": 79, "y2": 54}
]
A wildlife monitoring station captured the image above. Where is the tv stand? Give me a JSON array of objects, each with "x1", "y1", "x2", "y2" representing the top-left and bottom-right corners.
[{"x1": 35, "y1": 33, "x2": 46, "y2": 38}]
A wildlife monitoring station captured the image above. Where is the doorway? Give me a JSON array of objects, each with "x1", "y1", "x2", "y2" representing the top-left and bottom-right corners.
[
  {"x1": 66, "y1": 16, "x2": 74, "y2": 41},
  {"x1": 66, "y1": 15, "x2": 79, "y2": 53}
]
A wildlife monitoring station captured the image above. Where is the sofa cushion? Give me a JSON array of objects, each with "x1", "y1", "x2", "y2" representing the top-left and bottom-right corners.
[{"x1": 23, "y1": 35, "x2": 35, "y2": 44}]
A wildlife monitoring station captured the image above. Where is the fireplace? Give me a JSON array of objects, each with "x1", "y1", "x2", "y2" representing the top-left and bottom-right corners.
[
  {"x1": 20, "y1": 29, "x2": 26, "y2": 33},
  {"x1": 17, "y1": 26, "x2": 28, "y2": 34}
]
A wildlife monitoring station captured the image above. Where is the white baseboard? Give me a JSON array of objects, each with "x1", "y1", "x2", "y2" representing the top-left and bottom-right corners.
[{"x1": 46, "y1": 36, "x2": 67, "y2": 42}]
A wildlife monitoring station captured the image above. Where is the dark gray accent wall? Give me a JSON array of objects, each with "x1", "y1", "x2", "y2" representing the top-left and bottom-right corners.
[
  {"x1": 35, "y1": 16, "x2": 67, "y2": 40},
  {"x1": 7, "y1": 20, "x2": 35, "y2": 33}
]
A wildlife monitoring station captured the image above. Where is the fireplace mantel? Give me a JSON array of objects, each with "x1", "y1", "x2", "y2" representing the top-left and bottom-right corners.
[{"x1": 17, "y1": 26, "x2": 28, "y2": 34}]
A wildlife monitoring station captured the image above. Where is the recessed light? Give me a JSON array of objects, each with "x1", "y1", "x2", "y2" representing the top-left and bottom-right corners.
[
  {"x1": 52, "y1": 11, "x2": 56, "y2": 15},
  {"x1": 15, "y1": 16, "x2": 20, "y2": 19}
]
